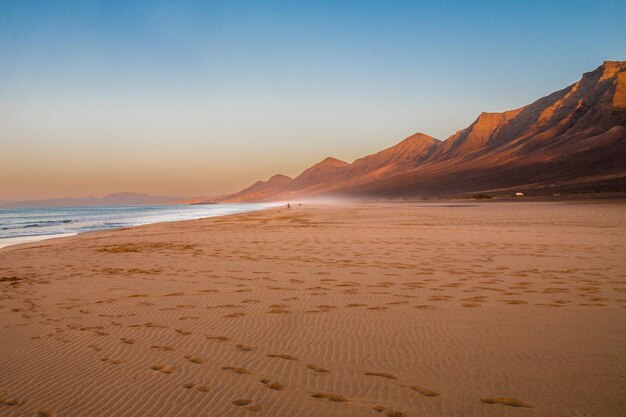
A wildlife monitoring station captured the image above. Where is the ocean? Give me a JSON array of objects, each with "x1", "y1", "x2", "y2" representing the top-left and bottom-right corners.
[{"x1": 0, "y1": 203, "x2": 277, "y2": 249}]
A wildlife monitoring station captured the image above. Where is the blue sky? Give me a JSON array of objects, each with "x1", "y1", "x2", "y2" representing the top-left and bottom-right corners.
[{"x1": 1, "y1": 0, "x2": 625, "y2": 199}]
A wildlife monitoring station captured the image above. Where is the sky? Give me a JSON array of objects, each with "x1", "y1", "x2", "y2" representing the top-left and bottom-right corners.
[{"x1": 1, "y1": 0, "x2": 625, "y2": 200}]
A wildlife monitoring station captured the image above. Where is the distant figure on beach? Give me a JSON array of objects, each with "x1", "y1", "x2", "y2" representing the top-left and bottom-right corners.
[{"x1": 287, "y1": 203, "x2": 291, "y2": 209}]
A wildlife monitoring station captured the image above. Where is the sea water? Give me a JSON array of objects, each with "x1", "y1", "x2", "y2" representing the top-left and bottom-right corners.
[{"x1": 0, "y1": 203, "x2": 276, "y2": 249}]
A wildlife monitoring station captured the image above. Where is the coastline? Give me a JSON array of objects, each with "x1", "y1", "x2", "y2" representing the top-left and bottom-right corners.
[
  {"x1": 0, "y1": 232, "x2": 78, "y2": 250},
  {"x1": 0, "y1": 203, "x2": 280, "y2": 251},
  {"x1": 3, "y1": 194, "x2": 624, "y2": 251},
  {"x1": 0, "y1": 200, "x2": 624, "y2": 417}
]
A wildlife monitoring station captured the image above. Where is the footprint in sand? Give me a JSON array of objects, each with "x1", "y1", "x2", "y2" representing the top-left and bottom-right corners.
[
  {"x1": 235, "y1": 343, "x2": 254, "y2": 352},
  {"x1": 179, "y1": 316, "x2": 200, "y2": 321},
  {"x1": 311, "y1": 393, "x2": 348, "y2": 402},
  {"x1": 151, "y1": 345, "x2": 175, "y2": 351},
  {"x1": 306, "y1": 363, "x2": 330, "y2": 373},
  {"x1": 223, "y1": 312, "x2": 246, "y2": 318},
  {"x1": 267, "y1": 353, "x2": 298, "y2": 361},
  {"x1": 150, "y1": 364, "x2": 175, "y2": 374},
  {"x1": 0, "y1": 398, "x2": 24, "y2": 406},
  {"x1": 305, "y1": 309, "x2": 328, "y2": 314},
  {"x1": 222, "y1": 366, "x2": 251, "y2": 374},
  {"x1": 175, "y1": 329, "x2": 192, "y2": 335},
  {"x1": 206, "y1": 335, "x2": 230, "y2": 342},
  {"x1": 364, "y1": 371, "x2": 397, "y2": 380},
  {"x1": 120, "y1": 337, "x2": 136, "y2": 344},
  {"x1": 502, "y1": 299, "x2": 528, "y2": 305},
  {"x1": 372, "y1": 407, "x2": 411, "y2": 417},
  {"x1": 260, "y1": 378, "x2": 285, "y2": 390},
  {"x1": 267, "y1": 304, "x2": 291, "y2": 314},
  {"x1": 143, "y1": 322, "x2": 167, "y2": 329},
  {"x1": 409, "y1": 386, "x2": 439, "y2": 397},
  {"x1": 346, "y1": 303, "x2": 367, "y2": 308},
  {"x1": 184, "y1": 354, "x2": 204, "y2": 364},
  {"x1": 481, "y1": 397, "x2": 532, "y2": 408},
  {"x1": 183, "y1": 383, "x2": 210, "y2": 392},
  {"x1": 36, "y1": 411, "x2": 57, "y2": 417},
  {"x1": 232, "y1": 399, "x2": 252, "y2": 406}
]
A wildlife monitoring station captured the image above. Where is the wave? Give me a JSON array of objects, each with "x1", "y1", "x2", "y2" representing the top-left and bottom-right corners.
[
  {"x1": 1, "y1": 231, "x2": 69, "y2": 239},
  {"x1": 1, "y1": 219, "x2": 74, "y2": 230},
  {"x1": 0, "y1": 203, "x2": 276, "y2": 244}
]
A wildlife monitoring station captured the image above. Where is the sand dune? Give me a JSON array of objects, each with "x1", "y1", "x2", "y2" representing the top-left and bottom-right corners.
[{"x1": 0, "y1": 201, "x2": 625, "y2": 416}]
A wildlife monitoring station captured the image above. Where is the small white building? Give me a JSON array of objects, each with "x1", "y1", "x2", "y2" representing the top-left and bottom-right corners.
[{"x1": 515, "y1": 192, "x2": 525, "y2": 197}]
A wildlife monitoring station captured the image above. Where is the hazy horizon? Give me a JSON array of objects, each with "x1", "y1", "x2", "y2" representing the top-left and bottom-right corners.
[{"x1": 1, "y1": 0, "x2": 625, "y2": 200}]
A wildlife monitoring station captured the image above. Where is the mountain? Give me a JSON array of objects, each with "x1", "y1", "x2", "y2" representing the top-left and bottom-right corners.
[
  {"x1": 226, "y1": 174, "x2": 293, "y2": 202},
  {"x1": 0, "y1": 192, "x2": 184, "y2": 209},
  {"x1": 226, "y1": 61, "x2": 626, "y2": 201}
]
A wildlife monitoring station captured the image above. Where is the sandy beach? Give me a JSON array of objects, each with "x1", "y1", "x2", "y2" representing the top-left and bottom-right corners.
[{"x1": 1, "y1": 201, "x2": 625, "y2": 417}]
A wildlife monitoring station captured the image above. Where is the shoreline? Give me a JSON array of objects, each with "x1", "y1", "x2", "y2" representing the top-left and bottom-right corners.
[
  {"x1": 0, "y1": 203, "x2": 281, "y2": 251},
  {"x1": 0, "y1": 232, "x2": 78, "y2": 250},
  {"x1": 2, "y1": 196, "x2": 624, "y2": 252}
]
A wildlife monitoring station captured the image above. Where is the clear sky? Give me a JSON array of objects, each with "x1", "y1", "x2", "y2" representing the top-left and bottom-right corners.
[{"x1": 1, "y1": 0, "x2": 625, "y2": 200}]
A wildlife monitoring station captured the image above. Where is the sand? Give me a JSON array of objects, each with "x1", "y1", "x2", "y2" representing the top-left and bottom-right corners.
[
  {"x1": 0, "y1": 200, "x2": 624, "y2": 417},
  {"x1": 0, "y1": 233, "x2": 78, "y2": 250}
]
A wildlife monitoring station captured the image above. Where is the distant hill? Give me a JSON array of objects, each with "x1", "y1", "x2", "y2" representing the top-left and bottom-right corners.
[
  {"x1": 0, "y1": 192, "x2": 184, "y2": 209},
  {"x1": 226, "y1": 61, "x2": 626, "y2": 201}
]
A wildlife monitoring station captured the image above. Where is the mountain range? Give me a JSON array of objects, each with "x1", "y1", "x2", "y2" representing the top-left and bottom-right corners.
[{"x1": 226, "y1": 61, "x2": 626, "y2": 201}]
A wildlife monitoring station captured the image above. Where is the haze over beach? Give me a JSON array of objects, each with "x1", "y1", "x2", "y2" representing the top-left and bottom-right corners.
[{"x1": 1, "y1": 2, "x2": 625, "y2": 417}]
